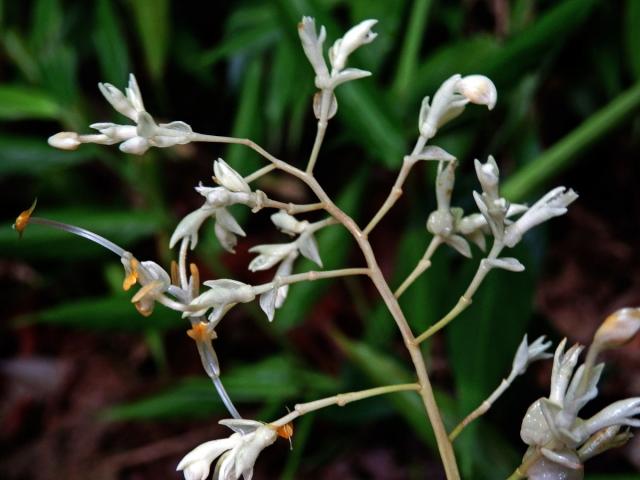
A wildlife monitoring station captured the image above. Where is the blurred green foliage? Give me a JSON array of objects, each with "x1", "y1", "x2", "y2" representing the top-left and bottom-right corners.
[{"x1": 2, "y1": 0, "x2": 640, "y2": 478}]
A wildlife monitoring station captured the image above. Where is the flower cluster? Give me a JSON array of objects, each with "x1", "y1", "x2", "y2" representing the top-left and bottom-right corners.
[
  {"x1": 520, "y1": 308, "x2": 640, "y2": 479},
  {"x1": 48, "y1": 74, "x2": 193, "y2": 155}
]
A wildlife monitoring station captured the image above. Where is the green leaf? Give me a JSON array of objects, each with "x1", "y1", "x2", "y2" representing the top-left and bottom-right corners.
[
  {"x1": 94, "y1": 0, "x2": 131, "y2": 85},
  {"x1": 626, "y1": 0, "x2": 640, "y2": 80},
  {"x1": 0, "y1": 85, "x2": 60, "y2": 120},
  {"x1": 274, "y1": 173, "x2": 367, "y2": 332},
  {"x1": 0, "y1": 135, "x2": 94, "y2": 175},
  {"x1": 17, "y1": 294, "x2": 182, "y2": 331},
  {"x1": 338, "y1": 82, "x2": 405, "y2": 167},
  {"x1": 391, "y1": 0, "x2": 433, "y2": 100},
  {"x1": 103, "y1": 355, "x2": 339, "y2": 420},
  {"x1": 128, "y1": 0, "x2": 170, "y2": 80},
  {"x1": 502, "y1": 81, "x2": 640, "y2": 201},
  {"x1": 224, "y1": 57, "x2": 263, "y2": 173},
  {"x1": 30, "y1": 0, "x2": 63, "y2": 52},
  {"x1": 1, "y1": 209, "x2": 161, "y2": 259}
]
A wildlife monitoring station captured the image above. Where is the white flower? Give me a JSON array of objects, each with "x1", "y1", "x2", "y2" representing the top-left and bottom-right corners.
[
  {"x1": 177, "y1": 419, "x2": 278, "y2": 480},
  {"x1": 298, "y1": 17, "x2": 375, "y2": 92},
  {"x1": 188, "y1": 279, "x2": 255, "y2": 324},
  {"x1": 511, "y1": 335, "x2": 553, "y2": 377},
  {"x1": 48, "y1": 74, "x2": 193, "y2": 155},
  {"x1": 419, "y1": 74, "x2": 497, "y2": 139},
  {"x1": 258, "y1": 251, "x2": 298, "y2": 321},
  {"x1": 503, "y1": 187, "x2": 578, "y2": 248},
  {"x1": 328, "y1": 19, "x2": 378, "y2": 72}
]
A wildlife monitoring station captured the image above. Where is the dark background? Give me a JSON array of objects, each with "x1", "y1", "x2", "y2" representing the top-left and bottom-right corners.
[{"x1": 1, "y1": 0, "x2": 639, "y2": 478}]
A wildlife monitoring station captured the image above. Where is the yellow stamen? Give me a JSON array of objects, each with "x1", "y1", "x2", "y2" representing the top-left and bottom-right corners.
[
  {"x1": 123, "y1": 257, "x2": 140, "y2": 291},
  {"x1": 12, "y1": 198, "x2": 38, "y2": 238},
  {"x1": 190, "y1": 263, "x2": 200, "y2": 297}
]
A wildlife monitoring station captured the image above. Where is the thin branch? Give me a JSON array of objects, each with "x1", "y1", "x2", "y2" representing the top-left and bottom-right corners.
[
  {"x1": 252, "y1": 268, "x2": 370, "y2": 295},
  {"x1": 414, "y1": 241, "x2": 503, "y2": 344},
  {"x1": 395, "y1": 236, "x2": 442, "y2": 298},
  {"x1": 271, "y1": 383, "x2": 420, "y2": 427},
  {"x1": 261, "y1": 199, "x2": 325, "y2": 214},
  {"x1": 244, "y1": 164, "x2": 276, "y2": 183},
  {"x1": 363, "y1": 136, "x2": 426, "y2": 235},
  {"x1": 306, "y1": 90, "x2": 333, "y2": 174}
]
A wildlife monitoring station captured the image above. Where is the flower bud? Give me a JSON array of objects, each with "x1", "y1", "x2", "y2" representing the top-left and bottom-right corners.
[
  {"x1": 271, "y1": 210, "x2": 308, "y2": 236},
  {"x1": 593, "y1": 307, "x2": 640, "y2": 350},
  {"x1": 214, "y1": 158, "x2": 250, "y2": 193},
  {"x1": 119, "y1": 136, "x2": 150, "y2": 155},
  {"x1": 456, "y1": 75, "x2": 497, "y2": 110},
  {"x1": 48, "y1": 131, "x2": 81, "y2": 150}
]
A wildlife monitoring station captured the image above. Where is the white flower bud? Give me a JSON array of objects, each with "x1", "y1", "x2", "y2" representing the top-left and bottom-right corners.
[
  {"x1": 593, "y1": 307, "x2": 640, "y2": 350},
  {"x1": 249, "y1": 243, "x2": 297, "y2": 272},
  {"x1": 328, "y1": 19, "x2": 378, "y2": 72},
  {"x1": 48, "y1": 131, "x2": 81, "y2": 150},
  {"x1": 456, "y1": 75, "x2": 497, "y2": 110},
  {"x1": 271, "y1": 210, "x2": 308, "y2": 236},
  {"x1": 119, "y1": 136, "x2": 150, "y2": 155},
  {"x1": 214, "y1": 158, "x2": 250, "y2": 193},
  {"x1": 98, "y1": 81, "x2": 138, "y2": 120},
  {"x1": 90, "y1": 122, "x2": 137, "y2": 141},
  {"x1": 474, "y1": 156, "x2": 500, "y2": 197}
]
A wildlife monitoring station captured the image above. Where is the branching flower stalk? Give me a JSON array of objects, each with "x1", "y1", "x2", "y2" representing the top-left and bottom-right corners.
[{"x1": 15, "y1": 14, "x2": 639, "y2": 480}]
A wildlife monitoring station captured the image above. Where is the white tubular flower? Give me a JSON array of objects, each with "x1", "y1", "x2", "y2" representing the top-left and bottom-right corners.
[
  {"x1": 214, "y1": 158, "x2": 250, "y2": 193},
  {"x1": 419, "y1": 74, "x2": 497, "y2": 139},
  {"x1": 188, "y1": 279, "x2": 256, "y2": 324},
  {"x1": 298, "y1": 17, "x2": 330, "y2": 86},
  {"x1": 271, "y1": 210, "x2": 309, "y2": 236},
  {"x1": 503, "y1": 187, "x2": 578, "y2": 248},
  {"x1": 121, "y1": 253, "x2": 171, "y2": 316},
  {"x1": 328, "y1": 19, "x2": 378, "y2": 72},
  {"x1": 511, "y1": 335, "x2": 553, "y2": 377},
  {"x1": 177, "y1": 419, "x2": 278, "y2": 480},
  {"x1": 48, "y1": 74, "x2": 193, "y2": 155}
]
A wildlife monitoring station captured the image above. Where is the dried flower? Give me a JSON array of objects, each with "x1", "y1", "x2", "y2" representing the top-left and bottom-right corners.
[{"x1": 593, "y1": 307, "x2": 640, "y2": 350}]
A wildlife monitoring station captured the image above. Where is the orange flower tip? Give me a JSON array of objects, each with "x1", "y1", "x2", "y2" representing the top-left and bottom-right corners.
[
  {"x1": 186, "y1": 322, "x2": 211, "y2": 342},
  {"x1": 12, "y1": 198, "x2": 38, "y2": 238},
  {"x1": 277, "y1": 423, "x2": 294, "y2": 440}
]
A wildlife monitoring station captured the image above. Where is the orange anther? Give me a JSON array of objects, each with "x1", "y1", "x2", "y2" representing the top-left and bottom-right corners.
[
  {"x1": 170, "y1": 260, "x2": 179, "y2": 286},
  {"x1": 277, "y1": 422, "x2": 294, "y2": 440},
  {"x1": 123, "y1": 257, "x2": 140, "y2": 291},
  {"x1": 187, "y1": 322, "x2": 212, "y2": 342},
  {"x1": 13, "y1": 198, "x2": 37, "y2": 238}
]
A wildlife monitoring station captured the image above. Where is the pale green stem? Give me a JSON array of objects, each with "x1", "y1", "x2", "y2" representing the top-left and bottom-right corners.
[
  {"x1": 271, "y1": 383, "x2": 420, "y2": 427},
  {"x1": 395, "y1": 236, "x2": 442, "y2": 298},
  {"x1": 306, "y1": 89, "x2": 333, "y2": 174},
  {"x1": 449, "y1": 371, "x2": 517, "y2": 441},
  {"x1": 252, "y1": 268, "x2": 370, "y2": 295},
  {"x1": 261, "y1": 199, "x2": 325, "y2": 214},
  {"x1": 244, "y1": 164, "x2": 276, "y2": 183},
  {"x1": 415, "y1": 241, "x2": 504, "y2": 344},
  {"x1": 507, "y1": 449, "x2": 543, "y2": 480},
  {"x1": 363, "y1": 136, "x2": 427, "y2": 236}
]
